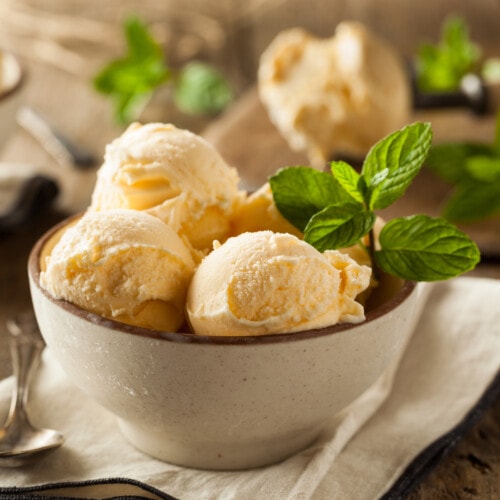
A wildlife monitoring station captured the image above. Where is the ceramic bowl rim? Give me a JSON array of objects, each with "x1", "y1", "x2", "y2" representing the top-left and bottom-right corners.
[{"x1": 29, "y1": 214, "x2": 417, "y2": 346}]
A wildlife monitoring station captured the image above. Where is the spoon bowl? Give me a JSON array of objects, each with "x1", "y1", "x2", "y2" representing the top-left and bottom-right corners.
[{"x1": 0, "y1": 312, "x2": 64, "y2": 467}]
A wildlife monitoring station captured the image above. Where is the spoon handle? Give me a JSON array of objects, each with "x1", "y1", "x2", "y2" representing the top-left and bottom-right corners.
[{"x1": 5, "y1": 313, "x2": 45, "y2": 428}]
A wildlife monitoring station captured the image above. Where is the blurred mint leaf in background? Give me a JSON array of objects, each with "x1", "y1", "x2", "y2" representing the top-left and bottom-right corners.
[
  {"x1": 415, "y1": 15, "x2": 481, "y2": 92},
  {"x1": 173, "y1": 62, "x2": 233, "y2": 115},
  {"x1": 426, "y1": 112, "x2": 500, "y2": 223},
  {"x1": 93, "y1": 16, "x2": 232, "y2": 124},
  {"x1": 94, "y1": 16, "x2": 170, "y2": 124}
]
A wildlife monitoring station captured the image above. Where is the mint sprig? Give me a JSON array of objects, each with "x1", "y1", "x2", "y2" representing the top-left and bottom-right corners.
[
  {"x1": 416, "y1": 15, "x2": 481, "y2": 92},
  {"x1": 426, "y1": 112, "x2": 500, "y2": 222},
  {"x1": 93, "y1": 16, "x2": 232, "y2": 124},
  {"x1": 270, "y1": 122, "x2": 480, "y2": 282},
  {"x1": 94, "y1": 16, "x2": 170, "y2": 124}
]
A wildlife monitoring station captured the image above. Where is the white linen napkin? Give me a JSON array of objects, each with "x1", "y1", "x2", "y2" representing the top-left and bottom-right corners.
[{"x1": 0, "y1": 277, "x2": 499, "y2": 499}]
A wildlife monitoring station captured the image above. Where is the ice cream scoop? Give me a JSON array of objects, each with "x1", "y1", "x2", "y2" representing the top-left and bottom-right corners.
[
  {"x1": 258, "y1": 22, "x2": 412, "y2": 167},
  {"x1": 40, "y1": 209, "x2": 195, "y2": 332},
  {"x1": 90, "y1": 122, "x2": 244, "y2": 255},
  {"x1": 186, "y1": 231, "x2": 371, "y2": 336}
]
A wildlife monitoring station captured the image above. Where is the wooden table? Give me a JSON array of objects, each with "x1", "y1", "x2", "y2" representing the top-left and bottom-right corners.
[{"x1": 1, "y1": 26, "x2": 499, "y2": 500}]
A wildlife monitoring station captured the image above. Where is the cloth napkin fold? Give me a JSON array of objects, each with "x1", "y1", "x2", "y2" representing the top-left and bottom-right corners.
[{"x1": 0, "y1": 277, "x2": 499, "y2": 499}]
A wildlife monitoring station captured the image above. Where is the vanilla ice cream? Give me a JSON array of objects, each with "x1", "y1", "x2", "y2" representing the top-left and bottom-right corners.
[
  {"x1": 41, "y1": 209, "x2": 195, "y2": 332},
  {"x1": 186, "y1": 231, "x2": 371, "y2": 336},
  {"x1": 90, "y1": 122, "x2": 244, "y2": 256},
  {"x1": 258, "y1": 22, "x2": 411, "y2": 167},
  {"x1": 230, "y1": 182, "x2": 303, "y2": 238}
]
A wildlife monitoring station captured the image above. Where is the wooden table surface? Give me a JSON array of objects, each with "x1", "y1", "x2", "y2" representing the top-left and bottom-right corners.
[{"x1": 1, "y1": 10, "x2": 499, "y2": 497}]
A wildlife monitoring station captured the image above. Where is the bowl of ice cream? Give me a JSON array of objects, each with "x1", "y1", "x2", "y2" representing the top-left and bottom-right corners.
[
  {"x1": 28, "y1": 122, "x2": 424, "y2": 470},
  {"x1": 0, "y1": 51, "x2": 25, "y2": 151}
]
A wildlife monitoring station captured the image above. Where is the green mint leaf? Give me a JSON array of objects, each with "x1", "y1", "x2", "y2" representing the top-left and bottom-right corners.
[
  {"x1": 465, "y1": 156, "x2": 500, "y2": 182},
  {"x1": 173, "y1": 62, "x2": 232, "y2": 115},
  {"x1": 362, "y1": 122, "x2": 432, "y2": 210},
  {"x1": 330, "y1": 161, "x2": 364, "y2": 203},
  {"x1": 443, "y1": 180, "x2": 500, "y2": 222},
  {"x1": 426, "y1": 142, "x2": 494, "y2": 184},
  {"x1": 93, "y1": 16, "x2": 169, "y2": 124},
  {"x1": 124, "y1": 16, "x2": 164, "y2": 60},
  {"x1": 304, "y1": 202, "x2": 375, "y2": 252},
  {"x1": 416, "y1": 43, "x2": 459, "y2": 92},
  {"x1": 416, "y1": 16, "x2": 481, "y2": 92},
  {"x1": 94, "y1": 57, "x2": 169, "y2": 95},
  {"x1": 269, "y1": 166, "x2": 353, "y2": 232},
  {"x1": 443, "y1": 16, "x2": 480, "y2": 73},
  {"x1": 114, "y1": 91, "x2": 151, "y2": 125},
  {"x1": 375, "y1": 215, "x2": 480, "y2": 281}
]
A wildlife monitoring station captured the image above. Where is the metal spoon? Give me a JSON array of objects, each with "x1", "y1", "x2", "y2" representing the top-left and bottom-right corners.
[
  {"x1": 0, "y1": 312, "x2": 64, "y2": 467},
  {"x1": 17, "y1": 106, "x2": 97, "y2": 170}
]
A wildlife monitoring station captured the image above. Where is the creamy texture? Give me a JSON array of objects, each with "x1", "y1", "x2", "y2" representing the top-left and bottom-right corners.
[
  {"x1": 41, "y1": 209, "x2": 195, "y2": 332},
  {"x1": 230, "y1": 182, "x2": 302, "y2": 238},
  {"x1": 90, "y1": 122, "x2": 244, "y2": 256},
  {"x1": 258, "y1": 22, "x2": 411, "y2": 167},
  {"x1": 186, "y1": 231, "x2": 371, "y2": 336}
]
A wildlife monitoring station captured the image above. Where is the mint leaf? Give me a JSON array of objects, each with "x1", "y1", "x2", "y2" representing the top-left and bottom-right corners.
[
  {"x1": 93, "y1": 16, "x2": 169, "y2": 124},
  {"x1": 362, "y1": 122, "x2": 432, "y2": 210},
  {"x1": 425, "y1": 112, "x2": 500, "y2": 223},
  {"x1": 93, "y1": 16, "x2": 232, "y2": 123},
  {"x1": 426, "y1": 142, "x2": 494, "y2": 183},
  {"x1": 416, "y1": 16, "x2": 481, "y2": 92},
  {"x1": 375, "y1": 215, "x2": 480, "y2": 281},
  {"x1": 443, "y1": 180, "x2": 500, "y2": 222},
  {"x1": 330, "y1": 161, "x2": 364, "y2": 203},
  {"x1": 465, "y1": 156, "x2": 500, "y2": 182},
  {"x1": 304, "y1": 203, "x2": 374, "y2": 252},
  {"x1": 173, "y1": 62, "x2": 232, "y2": 115},
  {"x1": 269, "y1": 167, "x2": 353, "y2": 232},
  {"x1": 125, "y1": 15, "x2": 164, "y2": 60}
]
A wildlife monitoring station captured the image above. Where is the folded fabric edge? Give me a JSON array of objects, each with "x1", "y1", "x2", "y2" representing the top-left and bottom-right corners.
[
  {"x1": 0, "y1": 476, "x2": 179, "y2": 500},
  {"x1": 380, "y1": 368, "x2": 500, "y2": 499}
]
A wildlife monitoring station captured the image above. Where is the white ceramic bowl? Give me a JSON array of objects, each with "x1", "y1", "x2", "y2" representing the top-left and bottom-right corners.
[
  {"x1": 0, "y1": 51, "x2": 25, "y2": 151},
  {"x1": 28, "y1": 216, "x2": 424, "y2": 470}
]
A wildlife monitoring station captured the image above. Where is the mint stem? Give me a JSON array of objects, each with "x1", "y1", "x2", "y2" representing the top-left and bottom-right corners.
[{"x1": 368, "y1": 227, "x2": 380, "y2": 282}]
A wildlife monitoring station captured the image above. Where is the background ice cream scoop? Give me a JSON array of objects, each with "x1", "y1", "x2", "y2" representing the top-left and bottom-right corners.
[
  {"x1": 186, "y1": 231, "x2": 371, "y2": 336},
  {"x1": 90, "y1": 122, "x2": 244, "y2": 255},
  {"x1": 40, "y1": 209, "x2": 195, "y2": 332},
  {"x1": 258, "y1": 22, "x2": 412, "y2": 167}
]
